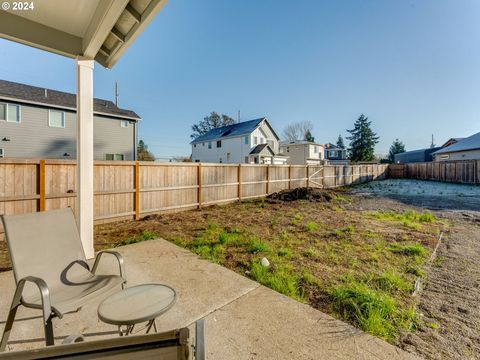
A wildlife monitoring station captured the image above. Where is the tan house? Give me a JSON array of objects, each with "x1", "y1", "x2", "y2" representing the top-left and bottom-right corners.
[{"x1": 279, "y1": 141, "x2": 325, "y2": 165}]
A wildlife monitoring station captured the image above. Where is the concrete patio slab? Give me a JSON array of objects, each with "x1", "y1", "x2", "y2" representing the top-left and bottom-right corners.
[{"x1": 0, "y1": 238, "x2": 417, "y2": 359}]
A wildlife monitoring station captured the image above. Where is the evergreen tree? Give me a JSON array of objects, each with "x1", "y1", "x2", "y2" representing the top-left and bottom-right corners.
[
  {"x1": 388, "y1": 138, "x2": 406, "y2": 163},
  {"x1": 191, "y1": 112, "x2": 235, "y2": 139},
  {"x1": 336, "y1": 134, "x2": 345, "y2": 149},
  {"x1": 304, "y1": 130, "x2": 315, "y2": 142},
  {"x1": 346, "y1": 114, "x2": 379, "y2": 162},
  {"x1": 137, "y1": 139, "x2": 155, "y2": 161}
]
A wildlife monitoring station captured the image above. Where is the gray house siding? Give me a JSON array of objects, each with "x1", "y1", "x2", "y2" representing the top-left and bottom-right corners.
[
  {"x1": 434, "y1": 149, "x2": 480, "y2": 161},
  {"x1": 0, "y1": 101, "x2": 136, "y2": 160}
]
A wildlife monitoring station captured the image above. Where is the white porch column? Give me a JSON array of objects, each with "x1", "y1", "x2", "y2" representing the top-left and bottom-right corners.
[{"x1": 76, "y1": 58, "x2": 95, "y2": 259}]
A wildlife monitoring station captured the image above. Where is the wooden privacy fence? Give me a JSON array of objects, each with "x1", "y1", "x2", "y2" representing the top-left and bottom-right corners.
[
  {"x1": 0, "y1": 159, "x2": 388, "y2": 227},
  {"x1": 389, "y1": 160, "x2": 480, "y2": 184}
]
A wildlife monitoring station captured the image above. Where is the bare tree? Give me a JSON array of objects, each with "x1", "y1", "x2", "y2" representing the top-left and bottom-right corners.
[{"x1": 282, "y1": 121, "x2": 314, "y2": 141}]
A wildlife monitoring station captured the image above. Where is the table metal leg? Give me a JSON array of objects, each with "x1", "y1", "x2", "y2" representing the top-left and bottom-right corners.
[{"x1": 146, "y1": 319, "x2": 157, "y2": 334}]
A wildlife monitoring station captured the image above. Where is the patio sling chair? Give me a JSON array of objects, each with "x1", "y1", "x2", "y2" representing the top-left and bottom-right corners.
[{"x1": 0, "y1": 208, "x2": 126, "y2": 351}]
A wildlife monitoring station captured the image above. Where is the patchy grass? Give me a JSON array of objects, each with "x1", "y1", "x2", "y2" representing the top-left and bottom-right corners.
[
  {"x1": 305, "y1": 221, "x2": 319, "y2": 232},
  {"x1": 249, "y1": 238, "x2": 270, "y2": 253},
  {"x1": 96, "y1": 190, "x2": 444, "y2": 343},
  {"x1": 250, "y1": 262, "x2": 304, "y2": 301},
  {"x1": 116, "y1": 230, "x2": 157, "y2": 246},
  {"x1": 303, "y1": 247, "x2": 320, "y2": 259},
  {"x1": 389, "y1": 243, "x2": 427, "y2": 257},
  {"x1": 368, "y1": 210, "x2": 437, "y2": 230}
]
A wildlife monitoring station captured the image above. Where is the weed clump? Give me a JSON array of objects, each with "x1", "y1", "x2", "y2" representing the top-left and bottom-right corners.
[
  {"x1": 389, "y1": 243, "x2": 426, "y2": 257},
  {"x1": 330, "y1": 282, "x2": 397, "y2": 339},
  {"x1": 250, "y1": 262, "x2": 304, "y2": 301}
]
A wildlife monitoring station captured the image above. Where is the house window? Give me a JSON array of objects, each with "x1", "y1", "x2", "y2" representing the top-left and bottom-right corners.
[
  {"x1": 439, "y1": 154, "x2": 449, "y2": 160},
  {"x1": 314, "y1": 146, "x2": 319, "y2": 153},
  {"x1": 0, "y1": 148, "x2": 4, "y2": 158},
  {"x1": 106, "y1": 154, "x2": 125, "y2": 160},
  {"x1": 286, "y1": 147, "x2": 290, "y2": 153},
  {"x1": 254, "y1": 136, "x2": 258, "y2": 145},
  {"x1": 245, "y1": 156, "x2": 249, "y2": 163},
  {"x1": 120, "y1": 120, "x2": 129, "y2": 128},
  {"x1": 244, "y1": 136, "x2": 249, "y2": 145},
  {"x1": 329, "y1": 150, "x2": 337, "y2": 157},
  {"x1": 260, "y1": 138, "x2": 264, "y2": 144},
  {"x1": 194, "y1": 144, "x2": 197, "y2": 148},
  {"x1": 1, "y1": 103, "x2": 21, "y2": 123},
  {"x1": 202, "y1": 142, "x2": 205, "y2": 146},
  {"x1": 216, "y1": 140, "x2": 222, "y2": 148},
  {"x1": 227, "y1": 153, "x2": 231, "y2": 161},
  {"x1": 49, "y1": 110, "x2": 65, "y2": 128},
  {"x1": 208, "y1": 142, "x2": 212, "y2": 149}
]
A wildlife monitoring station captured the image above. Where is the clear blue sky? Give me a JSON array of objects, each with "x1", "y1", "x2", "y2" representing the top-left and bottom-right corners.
[{"x1": 1, "y1": 0, "x2": 479, "y2": 158}]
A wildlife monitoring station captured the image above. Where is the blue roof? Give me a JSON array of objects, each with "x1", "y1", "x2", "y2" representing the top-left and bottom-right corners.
[
  {"x1": 434, "y1": 131, "x2": 480, "y2": 155},
  {"x1": 191, "y1": 118, "x2": 265, "y2": 143}
]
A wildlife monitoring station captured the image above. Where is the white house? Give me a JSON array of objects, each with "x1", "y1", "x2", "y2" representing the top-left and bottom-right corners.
[
  {"x1": 279, "y1": 141, "x2": 325, "y2": 165},
  {"x1": 191, "y1": 118, "x2": 288, "y2": 164}
]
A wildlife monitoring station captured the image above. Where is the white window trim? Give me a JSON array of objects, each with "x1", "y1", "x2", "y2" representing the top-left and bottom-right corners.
[
  {"x1": 1, "y1": 103, "x2": 22, "y2": 123},
  {"x1": 48, "y1": 109, "x2": 65, "y2": 128},
  {"x1": 0, "y1": 148, "x2": 4, "y2": 158},
  {"x1": 120, "y1": 120, "x2": 129, "y2": 128},
  {"x1": 106, "y1": 153, "x2": 125, "y2": 161}
]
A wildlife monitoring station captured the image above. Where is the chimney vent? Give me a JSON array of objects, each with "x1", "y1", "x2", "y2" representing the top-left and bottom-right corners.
[{"x1": 44, "y1": 89, "x2": 48, "y2": 97}]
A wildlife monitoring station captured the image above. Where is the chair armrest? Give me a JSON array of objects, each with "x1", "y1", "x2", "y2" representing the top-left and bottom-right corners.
[
  {"x1": 91, "y1": 250, "x2": 126, "y2": 281},
  {"x1": 16, "y1": 276, "x2": 52, "y2": 323}
]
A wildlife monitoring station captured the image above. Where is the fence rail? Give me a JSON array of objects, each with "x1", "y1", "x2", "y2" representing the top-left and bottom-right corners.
[
  {"x1": 389, "y1": 160, "x2": 480, "y2": 184},
  {"x1": 0, "y1": 159, "x2": 388, "y2": 228}
]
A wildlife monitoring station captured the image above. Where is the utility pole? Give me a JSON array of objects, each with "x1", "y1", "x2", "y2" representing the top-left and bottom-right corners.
[
  {"x1": 115, "y1": 81, "x2": 119, "y2": 107},
  {"x1": 430, "y1": 134, "x2": 435, "y2": 148}
]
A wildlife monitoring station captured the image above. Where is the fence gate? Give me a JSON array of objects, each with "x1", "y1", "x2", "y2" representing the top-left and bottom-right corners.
[{"x1": 308, "y1": 166, "x2": 324, "y2": 188}]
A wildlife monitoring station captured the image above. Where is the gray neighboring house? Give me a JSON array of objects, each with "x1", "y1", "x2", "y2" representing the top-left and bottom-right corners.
[
  {"x1": 324, "y1": 143, "x2": 349, "y2": 165},
  {"x1": 394, "y1": 147, "x2": 441, "y2": 164},
  {"x1": 433, "y1": 132, "x2": 480, "y2": 161},
  {"x1": 0, "y1": 79, "x2": 140, "y2": 160}
]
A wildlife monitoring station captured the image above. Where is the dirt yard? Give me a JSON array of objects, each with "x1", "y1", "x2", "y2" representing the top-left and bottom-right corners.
[
  {"x1": 0, "y1": 179, "x2": 478, "y2": 358},
  {"x1": 94, "y1": 186, "x2": 446, "y2": 345},
  {"x1": 353, "y1": 180, "x2": 480, "y2": 359}
]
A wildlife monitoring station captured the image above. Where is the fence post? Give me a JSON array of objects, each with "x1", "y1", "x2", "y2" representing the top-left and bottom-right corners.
[
  {"x1": 135, "y1": 161, "x2": 140, "y2": 220},
  {"x1": 266, "y1": 165, "x2": 270, "y2": 194},
  {"x1": 198, "y1": 163, "x2": 202, "y2": 209},
  {"x1": 237, "y1": 164, "x2": 241, "y2": 200},
  {"x1": 306, "y1": 165, "x2": 309, "y2": 188},
  {"x1": 38, "y1": 160, "x2": 46, "y2": 212},
  {"x1": 288, "y1": 165, "x2": 292, "y2": 190}
]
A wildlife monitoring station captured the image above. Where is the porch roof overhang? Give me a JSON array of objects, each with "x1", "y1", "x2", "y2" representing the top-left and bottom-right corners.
[{"x1": 0, "y1": 0, "x2": 168, "y2": 68}]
